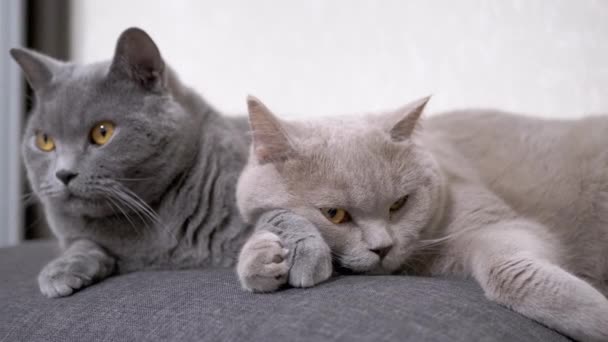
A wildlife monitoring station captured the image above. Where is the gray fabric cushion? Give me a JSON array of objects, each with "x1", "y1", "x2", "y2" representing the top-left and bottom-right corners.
[{"x1": 0, "y1": 241, "x2": 569, "y2": 342}]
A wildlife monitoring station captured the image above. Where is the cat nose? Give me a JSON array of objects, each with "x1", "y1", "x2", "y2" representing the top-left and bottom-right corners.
[
  {"x1": 56, "y1": 170, "x2": 78, "y2": 185},
  {"x1": 370, "y1": 246, "x2": 392, "y2": 259}
]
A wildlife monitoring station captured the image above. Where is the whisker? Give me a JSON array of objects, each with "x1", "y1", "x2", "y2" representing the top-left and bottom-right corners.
[
  {"x1": 117, "y1": 186, "x2": 163, "y2": 225},
  {"x1": 22, "y1": 193, "x2": 40, "y2": 206},
  {"x1": 114, "y1": 190, "x2": 159, "y2": 225},
  {"x1": 106, "y1": 188, "x2": 142, "y2": 218},
  {"x1": 104, "y1": 195, "x2": 144, "y2": 238},
  {"x1": 114, "y1": 177, "x2": 156, "y2": 182},
  {"x1": 21, "y1": 191, "x2": 36, "y2": 199},
  {"x1": 111, "y1": 184, "x2": 178, "y2": 243},
  {"x1": 417, "y1": 225, "x2": 483, "y2": 250},
  {"x1": 32, "y1": 189, "x2": 63, "y2": 201},
  {"x1": 22, "y1": 184, "x2": 55, "y2": 203},
  {"x1": 85, "y1": 181, "x2": 177, "y2": 243},
  {"x1": 330, "y1": 250, "x2": 345, "y2": 264},
  {"x1": 103, "y1": 187, "x2": 152, "y2": 230}
]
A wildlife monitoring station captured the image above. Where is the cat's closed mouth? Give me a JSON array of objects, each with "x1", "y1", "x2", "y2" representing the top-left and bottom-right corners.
[{"x1": 64, "y1": 191, "x2": 106, "y2": 206}]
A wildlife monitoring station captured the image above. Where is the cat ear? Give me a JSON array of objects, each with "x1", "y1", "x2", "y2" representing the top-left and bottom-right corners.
[
  {"x1": 108, "y1": 27, "x2": 165, "y2": 91},
  {"x1": 9, "y1": 48, "x2": 64, "y2": 92},
  {"x1": 388, "y1": 95, "x2": 431, "y2": 141},
  {"x1": 247, "y1": 96, "x2": 295, "y2": 163}
]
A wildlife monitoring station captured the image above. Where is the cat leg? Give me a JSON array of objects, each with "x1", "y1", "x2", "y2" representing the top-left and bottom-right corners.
[
  {"x1": 237, "y1": 209, "x2": 332, "y2": 292},
  {"x1": 38, "y1": 239, "x2": 115, "y2": 298},
  {"x1": 464, "y1": 220, "x2": 608, "y2": 342}
]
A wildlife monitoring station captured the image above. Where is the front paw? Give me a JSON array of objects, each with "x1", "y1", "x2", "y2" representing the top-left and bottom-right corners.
[
  {"x1": 237, "y1": 231, "x2": 290, "y2": 292},
  {"x1": 288, "y1": 236, "x2": 333, "y2": 288},
  {"x1": 38, "y1": 258, "x2": 95, "y2": 298}
]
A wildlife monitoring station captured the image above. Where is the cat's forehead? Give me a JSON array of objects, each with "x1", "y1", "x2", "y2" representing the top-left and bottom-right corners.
[
  {"x1": 31, "y1": 62, "x2": 141, "y2": 134},
  {"x1": 52, "y1": 62, "x2": 109, "y2": 94},
  {"x1": 283, "y1": 147, "x2": 406, "y2": 209},
  {"x1": 298, "y1": 115, "x2": 384, "y2": 146},
  {"x1": 35, "y1": 63, "x2": 103, "y2": 113},
  {"x1": 283, "y1": 120, "x2": 415, "y2": 206},
  {"x1": 300, "y1": 121, "x2": 397, "y2": 164}
]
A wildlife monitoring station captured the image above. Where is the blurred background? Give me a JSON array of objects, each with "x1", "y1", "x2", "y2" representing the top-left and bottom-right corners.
[{"x1": 1, "y1": 0, "x2": 607, "y2": 246}]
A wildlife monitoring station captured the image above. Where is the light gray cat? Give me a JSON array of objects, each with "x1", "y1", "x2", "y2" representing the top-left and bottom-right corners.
[
  {"x1": 11, "y1": 27, "x2": 260, "y2": 298},
  {"x1": 236, "y1": 96, "x2": 608, "y2": 342}
]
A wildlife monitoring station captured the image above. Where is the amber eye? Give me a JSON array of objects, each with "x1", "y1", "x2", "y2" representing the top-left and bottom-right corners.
[
  {"x1": 390, "y1": 195, "x2": 409, "y2": 213},
  {"x1": 320, "y1": 208, "x2": 351, "y2": 224},
  {"x1": 90, "y1": 122, "x2": 115, "y2": 145},
  {"x1": 35, "y1": 132, "x2": 55, "y2": 152}
]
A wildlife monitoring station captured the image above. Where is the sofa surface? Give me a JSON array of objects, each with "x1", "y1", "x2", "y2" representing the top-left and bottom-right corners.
[{"x1": 0, "y1": 241, "x2": 569, "y2": 342}]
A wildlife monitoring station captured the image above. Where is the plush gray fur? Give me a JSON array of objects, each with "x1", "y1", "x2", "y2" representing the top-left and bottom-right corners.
[
  {"x1": 237, "y1": 209, "x2": 332, "y2": 291},
  {"x1": 236, "y1": 96, "x2": 608, "y2": 342},
  {"x1": 12, "y1": 28, "x2": 255, "y2": 298}
]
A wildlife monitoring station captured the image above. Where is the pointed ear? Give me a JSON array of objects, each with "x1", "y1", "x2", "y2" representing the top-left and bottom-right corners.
[
  {"x1": 9, "y1": 48, "x2": 63, "y2": 92},
  {"x1": 108, "y1": 27, "x2": 165, "y2": 91},
  {"x1": 388, "y1": 95, "x2": 431, "y2": 141},
  {"x1": 247, "y1": 96, "x2": 295, "y2": 163}
]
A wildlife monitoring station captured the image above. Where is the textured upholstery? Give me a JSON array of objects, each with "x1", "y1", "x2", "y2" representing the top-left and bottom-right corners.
[{"x1": 0, "y1": 241, "x2": 569, "y2": 342}]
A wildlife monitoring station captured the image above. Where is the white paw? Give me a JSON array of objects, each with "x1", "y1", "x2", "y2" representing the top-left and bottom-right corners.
[
  {"x1": 237, "y1": 231, "x2": 290, "y2": 292},
  {"x1": 288, "y1": 236, "x2": 333, "y2": 288},
  {"x1": 38, "y1": 259, "x2": 93, "y2": 298}
]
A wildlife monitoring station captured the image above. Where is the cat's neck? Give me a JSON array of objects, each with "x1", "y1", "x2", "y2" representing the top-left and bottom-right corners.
[
  {"x1": 417, "y1": 136, "x2": 451, "y2": 244},
  {"x1": 402, "y1": 138, "x2": 455, "y2": 275}
]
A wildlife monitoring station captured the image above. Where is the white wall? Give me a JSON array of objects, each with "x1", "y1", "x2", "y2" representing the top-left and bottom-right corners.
[
  {"x1": 0, "y1": 0, "x2": 24, "y2": 246},
  {"x1": 71, "y1": 0, "x2": 608, "y2": 118}
]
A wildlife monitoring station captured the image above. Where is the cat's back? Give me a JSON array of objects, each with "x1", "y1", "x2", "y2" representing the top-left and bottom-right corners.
[{"x1": 424, "y1": 110, "x2": 608, "y2": 231}]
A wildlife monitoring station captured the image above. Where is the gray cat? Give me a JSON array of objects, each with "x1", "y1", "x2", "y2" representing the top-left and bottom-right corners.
[
  {"x1": 236, "y1": 96, "x2": 608, "y2": 342},
  {"x1": 12, "y1": 27, "x2": 258, "y2": 298}
]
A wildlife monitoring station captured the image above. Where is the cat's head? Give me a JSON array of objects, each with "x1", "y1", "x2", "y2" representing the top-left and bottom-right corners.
[
  {"x1": 237, "y1": 96, "x2": 444, "y2": 273},
  {"x1": 13, "y1": 28, "x2": 200, "y2": 219}
]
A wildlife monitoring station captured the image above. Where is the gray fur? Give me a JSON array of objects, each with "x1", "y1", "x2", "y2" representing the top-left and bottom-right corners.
[
  {"x1": 237, "y1": 209, "x2": 332, "y2": 292},
  {"x1": 236, "y1": 96, "x2": 608, "y2": 342},
  {"x1": 12, "y1": 28, "x2": 254, "y2": 297}
]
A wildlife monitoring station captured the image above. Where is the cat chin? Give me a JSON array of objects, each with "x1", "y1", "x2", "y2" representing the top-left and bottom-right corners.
[
  {"x1": 381, "y1": 252, "x2": 408, "y2": 273},
  {"x1": 337, "y1": 249, "x2": 411, "y2": 274},
  {"x1": 344, "y1": 263, "x2": 397, "y2": 275},
  {"x1": 50, "y1": 193, "x2": 116, "y2": 218}
]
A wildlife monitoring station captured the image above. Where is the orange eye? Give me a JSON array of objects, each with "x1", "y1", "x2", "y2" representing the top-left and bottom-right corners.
[
  {"x1": 90, "y1": 121, "x2": 115, "y2": 145},
  {"x1": 35, "y1": 132, "x2": 55, "y2": 152},
  {"x1": 320, "y1": 208, "x2": 351, "y2": 224}
]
